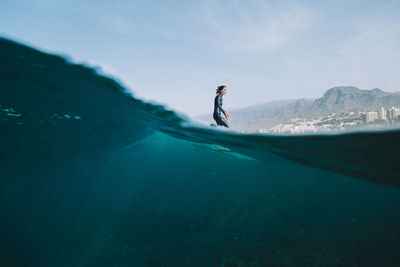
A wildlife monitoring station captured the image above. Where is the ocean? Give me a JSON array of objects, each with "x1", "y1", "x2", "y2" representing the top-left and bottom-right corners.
[{"x1": 1, "y1": 38, "x2": 400, "y2": 266}]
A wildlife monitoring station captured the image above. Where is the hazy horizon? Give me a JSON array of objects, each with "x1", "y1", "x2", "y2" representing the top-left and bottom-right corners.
[{"x1": 1, "y1": 0, "x2": 400, "y2": 116}]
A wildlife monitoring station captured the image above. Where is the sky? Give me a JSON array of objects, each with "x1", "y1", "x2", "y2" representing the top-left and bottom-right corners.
[{"x1": 1, "y1": 0, "x2": 400, "y2": 116}]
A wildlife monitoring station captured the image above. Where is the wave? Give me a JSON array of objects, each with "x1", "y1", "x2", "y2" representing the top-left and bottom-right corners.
[
  {"x1": 1, "y1": 37, "x2": 400, "y2": 266},
  {"x1": 2, "y1": 37, "x2": 398, "y2": 188}
]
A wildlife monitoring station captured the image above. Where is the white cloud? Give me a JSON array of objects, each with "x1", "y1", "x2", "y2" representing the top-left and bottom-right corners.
[
  {"x1": 31, "y1": 0, "x2": 314, "y2": 53},
  {"x1": 338, "y1": 2, "x2": 400, "y2": 57},
  {"x1": 193, "y1": 0, "x2": 315, "y2": 53},
  {"x1": 332, "y1": 2, "x2": 400, "y2": 90}
]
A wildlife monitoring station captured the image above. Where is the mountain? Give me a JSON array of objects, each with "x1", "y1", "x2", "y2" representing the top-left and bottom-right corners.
[
  {"x1": 306, "y1": 86, "x2": 400, "y2": 117},
  {"x1": 196, "y1": 86, "x2": 400, "y2": 131}
]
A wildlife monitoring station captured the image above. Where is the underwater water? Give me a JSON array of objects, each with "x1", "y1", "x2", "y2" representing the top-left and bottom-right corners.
[{"x1": 1, "y1": 38, "x2": 400, "y2": 266}]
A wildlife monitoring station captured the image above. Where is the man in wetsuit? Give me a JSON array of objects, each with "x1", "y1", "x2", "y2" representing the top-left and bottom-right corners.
[{"x1": 213, "y1": 85, "x2": 230, "y2": 128}]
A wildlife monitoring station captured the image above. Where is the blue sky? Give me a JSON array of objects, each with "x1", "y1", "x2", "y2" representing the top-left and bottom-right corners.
[{"x1": 1, "y1": 0, "x2": 400, "y2": 116}]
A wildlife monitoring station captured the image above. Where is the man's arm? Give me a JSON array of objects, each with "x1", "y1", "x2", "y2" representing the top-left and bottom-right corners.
[{"x1": 218, "y1": 95, "x2": 226, "y2": 114}]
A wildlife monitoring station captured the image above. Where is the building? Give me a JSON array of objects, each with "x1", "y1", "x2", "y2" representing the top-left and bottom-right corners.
[
  {"x1": 362, "y1": 111, "x2": 378, "y2": 123},
  {"x1": 389, "y1": 107, "x2": 400, "y2": 119},
  {"x1": 378, "y1": 107, "x2": 388, "y2": 121}
]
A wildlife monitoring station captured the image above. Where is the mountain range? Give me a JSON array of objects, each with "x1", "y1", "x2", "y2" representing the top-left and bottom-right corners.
[{"x1": 196, "y1": 86, "x2": 400, "y2": 131}]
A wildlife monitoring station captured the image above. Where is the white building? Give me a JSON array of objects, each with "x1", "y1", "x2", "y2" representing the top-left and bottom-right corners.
[
  {"x1": 362, "y1": 111, "x2": 378, "y2": 123},
  {"x1": 389, "y1": 107, "x2": 400, "y2": 119},
  {"x1": 378, "y1": 107, "x2": 388, "y2": 121}
]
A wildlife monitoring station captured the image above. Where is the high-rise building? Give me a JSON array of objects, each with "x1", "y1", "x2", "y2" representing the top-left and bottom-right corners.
[
  {"x1": 378, "y1": 107, "x2": 388, "y2": 121},
  {"x1": 389, "y1": 107, "x2": 400, "y2": 119},
  {"x1": 362, "y1": 111, "x2": 378, "y2": 123}
]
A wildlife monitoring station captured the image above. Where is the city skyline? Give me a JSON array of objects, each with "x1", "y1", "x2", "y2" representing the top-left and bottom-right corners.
[{"x1": 267, "y1": 106, "x2": 400, "y2": 134}]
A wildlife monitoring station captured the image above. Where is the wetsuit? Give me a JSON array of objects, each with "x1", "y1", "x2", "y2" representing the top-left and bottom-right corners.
[{"x1": 213, "y1": 93, "x2": 229, "y2": 128}]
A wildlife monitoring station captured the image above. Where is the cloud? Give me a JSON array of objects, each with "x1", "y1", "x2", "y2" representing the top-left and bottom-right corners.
[
  {"x1": 331, "y1": 2, "x2": 400, "y2": 89},
  {"x1": 193, "y1": 0, "x2": 315, "y2": 53},
  {"x1": 338, "y1": 2, "x2": 400, "y2": 55},
  {"x1": 31, "y1": 0, "x2": 314, "y2": 53}
]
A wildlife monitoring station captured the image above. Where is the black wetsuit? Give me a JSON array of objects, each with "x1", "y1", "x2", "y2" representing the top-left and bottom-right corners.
[{"x1": 213, "y1": 93, "x2": 229, "y2": 128}]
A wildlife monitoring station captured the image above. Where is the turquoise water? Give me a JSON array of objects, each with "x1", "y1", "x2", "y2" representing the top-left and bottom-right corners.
[{"x1": 1, "y1": 38, "x2": 400, "y2": 266}]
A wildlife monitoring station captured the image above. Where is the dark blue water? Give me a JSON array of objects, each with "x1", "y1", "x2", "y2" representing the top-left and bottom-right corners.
[{"x1": 1, "y1": 38, "x2": 400, "y2": 266}]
